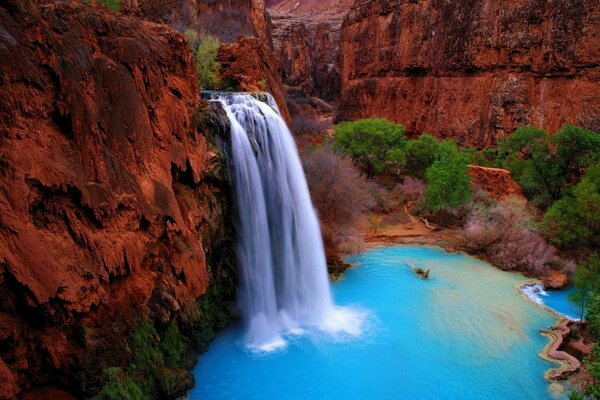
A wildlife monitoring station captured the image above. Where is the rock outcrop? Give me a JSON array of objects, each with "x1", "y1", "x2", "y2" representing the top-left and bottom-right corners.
[
  {"x1": 218, "y1": 36, "x2": 292, "y2": 123},
  {"x1": 339, "y1": 0, "x2": 600, "y2": 146},
  {"x1": 467, "y1": 165, "x2": 524, "y2": 200},
  {"x1": 0, "y1": 1, "x2": 235, "y2": 397}
]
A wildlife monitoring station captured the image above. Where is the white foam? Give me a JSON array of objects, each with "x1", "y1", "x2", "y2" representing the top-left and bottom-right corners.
[{"x1": 319, "y1": 306, "x2": 370, "y2": 338}]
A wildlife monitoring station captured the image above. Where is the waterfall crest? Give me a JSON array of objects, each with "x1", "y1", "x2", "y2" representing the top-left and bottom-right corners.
[{"x1": 212, "y1": 93, "x2": 336, "y2": 349}]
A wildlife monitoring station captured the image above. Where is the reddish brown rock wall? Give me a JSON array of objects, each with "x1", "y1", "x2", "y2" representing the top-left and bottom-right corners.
[
  {"x1": 122, "y1": 0, "x2": 271, "y2": 44},
  {"x1": 339, "y1": 0, "x2": 600, "y2": 146},
  {"x1": 0, "y1": 1, "x2": 234, "y2": 396},
  {"x1": 218, "y1": 36, "x2": 292, "y2": 123},
  {"x1": 268, "y1": 0, "x2": 355, "y2": 102}
]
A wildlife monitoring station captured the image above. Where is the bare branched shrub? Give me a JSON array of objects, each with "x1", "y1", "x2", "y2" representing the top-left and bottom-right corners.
[
  {"x1": 395, "y1": 176, "x2": 427, "y2": 201},
  {"x1": 463, "y1": 199, "x2": 557, "y2": 275},
  {"x1": 302, "y1": 147, "x2": 375, "y2": 253},
  {"x1": 291, "y1": 107, "x2": 331, "y2": 136}
]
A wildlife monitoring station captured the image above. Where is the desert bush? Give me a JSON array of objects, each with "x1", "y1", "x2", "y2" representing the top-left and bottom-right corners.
[
  {"x1": 464, "y1": 200, "x2": 557, "y2": 275},
  {"x1": 395, "y1": 176, "x2": 427, "y2": 202},
  {"x1": 301, "y1": 146, "x2": 375, "y2": 252},
  {"x1": 185, "y1": 30, "x2": 221, "y2": 89},
  {"x1": 291, "y1": 107, "x2": 331, "y2": 136},
  {"x1": 333, "y1": 119, "x2": 406, "y2": 177}
]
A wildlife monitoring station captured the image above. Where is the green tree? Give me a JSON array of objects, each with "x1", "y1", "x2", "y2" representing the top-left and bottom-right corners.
[
  {"x1": 568, "y1": 254, "x2": 600, "y2": 399},
  {"x1": 424, "y1": 154, "x2": 472, "y2": 212},
  {"x1": 569, "y1": 254, "x2": 600, "y2": 322},
  {"x1": 185, "y1": 30, "x2": 221, "y2": 89},
  {"x1": 502, "y1": 125, "x2": 600, "y2": 204},
  {"x1": 405, "y1": 133, "x2": 440, "y2": 176},
  {"x1": 333, "y1": 119, "x2": 406, "y2": 177},
  {"x1": 542, "y1": 163, "x2": 600, "y2": 248}
]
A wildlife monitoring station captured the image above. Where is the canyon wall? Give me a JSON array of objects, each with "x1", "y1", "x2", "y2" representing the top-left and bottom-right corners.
[
  {"x1": 122, "y1": 0, "x2": 291, "y2": 121},
  {"x1": 268, "y1": 0, "x2": 355, "y2": 105},
  {"x1": 338, "y1": 0, "x2": 600, "y2": 146},
  {"x1": 0, "y1": 1, "x2": 235, "y2": 397},
  {"x1": 122, "y1": 0, "x2": 270, "y2": 44}
]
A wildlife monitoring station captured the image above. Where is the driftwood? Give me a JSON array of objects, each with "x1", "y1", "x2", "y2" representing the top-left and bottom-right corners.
[
  {"x1": 410, "y1": 264, "x2": 431, "y2": 279},
  {"x1": 419, "y1": 217, "x2": 439, "y2": 231}
]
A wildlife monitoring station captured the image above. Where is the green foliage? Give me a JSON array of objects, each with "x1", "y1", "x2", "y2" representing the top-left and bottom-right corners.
[
  {"x1": 333, "y1": 119, "x2": 406, "y2": 177},
  {"x1": 102, "y1": 0, "x2": 120, "y2": 11},
  {"x1": 185, "y1": 30, "x2": 221, "y2": 90},
  {"x1": 501, "y1": 125, "x2": 600, "y2": 205},
  {"x1": 405, "y1": 134, "x2": 439, "y2": 176},
  {"x1": 160, "y1": 323, "x2": 186, "y2": 368},
  {"x1": 542, "y1": 163, "x2": 600, "y2": 248},
  {"x1": 569, "y1": 254, "x2": 600, "y2": 399},
  {"x1": 129, "y1": 319, "x2": 162, "y2": 376},
  {"x1": 569, "y1": 254, "x2": 600, "y2": 322},
  {"x1": 94, "y1": 368, "x2": 148, "y2": 400},
  {"x1": 424, "y1": 154, "x2": 472, "y2": 212}
]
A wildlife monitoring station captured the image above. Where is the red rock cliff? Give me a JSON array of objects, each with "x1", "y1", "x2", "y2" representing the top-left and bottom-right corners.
[
  {"x1": 0, "y1": 1, "x2": 235, "y2": 397},
  {"x1": 339, "y1": 0, "x2": 600, "y2": 146},
  {"x1": 268, "y1": 0, "x2": 355, "y2": 102},
  {"x1": 122, "y1": 0, "x2": 291, "y2": 121},
  {"x1": 122, "y1": 0, "x2": 271, "y2": 44}
]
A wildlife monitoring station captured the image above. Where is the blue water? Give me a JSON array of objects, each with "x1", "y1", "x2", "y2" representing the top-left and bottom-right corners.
[
  {"x1": 523, "y1": 285, "x2": 579, "y2": 320},
  {"x1": 191, "y1": 245, "x2": 568, "y2": 400}
]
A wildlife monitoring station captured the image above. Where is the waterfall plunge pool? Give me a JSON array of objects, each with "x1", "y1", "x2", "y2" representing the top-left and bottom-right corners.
[{"x1": 191, "y1": 245, "x2": 568, "y2": 400}]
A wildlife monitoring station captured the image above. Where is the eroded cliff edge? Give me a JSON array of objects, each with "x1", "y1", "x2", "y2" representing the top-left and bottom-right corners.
[
  {"x1": 0, "y1": 1, "x2": 236, "y2": 397},
  {"x1": 338, "y1": 0, "x2": 600, "y2": 146}
]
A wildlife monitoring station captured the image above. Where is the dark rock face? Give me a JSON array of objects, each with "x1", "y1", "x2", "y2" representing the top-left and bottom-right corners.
[
  {"x1": 122, "y1": 0, "x2": 270, "y2": 44},
  {"x1": 0, "y1": 1, "x2": 234, "y2": 397},
  {"x1": 338, "y1": 0, "x2": 600, "y2": 146},
  {"x1": 268, "y1": 0, "x2": 355, "y2": 102}
]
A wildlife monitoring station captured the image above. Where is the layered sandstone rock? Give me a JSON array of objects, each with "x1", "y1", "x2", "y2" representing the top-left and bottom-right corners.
[
  {"x1": 339, "y1": 0, "x2": 600, "y2": 146},
  {"x1": 0, "y1": 1, "x2": 234, "y2": 396},
  {"x1": 268, "y1": 0, "x2": 355, "y2": 102}
]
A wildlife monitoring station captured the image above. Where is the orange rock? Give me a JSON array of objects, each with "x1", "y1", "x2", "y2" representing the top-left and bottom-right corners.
[
  {"x1": 467, "y1": 165, "x2": 524, "y2": 200},
  {"x1": 542, "y1": 269, "x2": 570, "y2": 290},
  {"x1": 218, "y1": 36, "x2": 292, "y2": 123},
  {"x1": 0, "y1": 0, "x2": 233, "y2": 395}
]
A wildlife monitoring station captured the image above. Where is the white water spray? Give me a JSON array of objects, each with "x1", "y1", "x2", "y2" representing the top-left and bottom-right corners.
[{"x1": 210, "y1": 93, "x2": 358, "y2": 349}]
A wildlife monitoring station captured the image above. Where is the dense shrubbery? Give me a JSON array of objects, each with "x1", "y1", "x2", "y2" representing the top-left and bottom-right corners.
[
  {"x1": 542, "y1": 163, "x2": 600, "y2": 248},
  {"x1": 424, "y1": 153, "x2": 472, "y2": 213},
  {"x1": 333, "y1": 119, "x2": 406, "y2": 177},
  {"x1": 498, "y1": 125, "x2": 600, "y2": 206},
  {"x1": 185, "y1": 30, "x2": 221, "y2": 90},
  {"x1": 569, "y1": 254, "x2": 600, "y2": 399},
  {"x1": 463, "y1": 199, "x2": 558, "y2": 275},
  {"x1": 301, "y1": 146, "x2": 375, "y2": 253},
  {"x1": 97, "y1": 0, "x2": 120, "y2": 11}
]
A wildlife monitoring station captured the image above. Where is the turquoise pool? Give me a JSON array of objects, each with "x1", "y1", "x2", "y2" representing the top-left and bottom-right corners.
[{"x1": 191, "y1": 245, "x2": 567, "y2": 399}]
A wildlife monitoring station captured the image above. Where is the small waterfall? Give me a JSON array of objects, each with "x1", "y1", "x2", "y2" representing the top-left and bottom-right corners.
[{"x1": 211, "y1": 93, "x2": 337, "y2": 349}]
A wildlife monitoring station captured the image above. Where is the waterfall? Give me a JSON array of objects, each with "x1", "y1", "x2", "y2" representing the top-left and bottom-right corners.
[{"x1": 211, "y1": 93, "x2": 336, "y2": 349}]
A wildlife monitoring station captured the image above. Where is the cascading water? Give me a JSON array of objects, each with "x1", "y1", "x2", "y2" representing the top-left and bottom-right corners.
[{"x1": 210, "y1": 92, "x2": 350, "y2": 349}]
